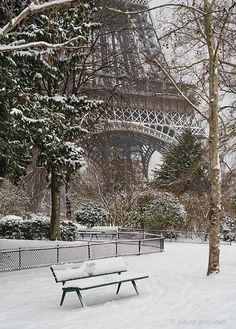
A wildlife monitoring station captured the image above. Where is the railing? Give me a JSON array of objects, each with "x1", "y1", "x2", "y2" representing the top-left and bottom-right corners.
[
  {"x1": 0, "y1": 234, "x2": 164, "y2": 272},
  {"x1": 119, "y1": 228, "x2": 233, "y2": 245}
]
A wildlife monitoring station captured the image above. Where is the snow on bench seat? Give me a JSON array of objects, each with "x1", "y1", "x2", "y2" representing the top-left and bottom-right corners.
[{"x1": 51, "y1": 257, "x2": 127, "y2": 283}]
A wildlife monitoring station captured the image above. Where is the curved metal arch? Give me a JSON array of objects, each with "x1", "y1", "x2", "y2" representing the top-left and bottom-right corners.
[
  {"x1": 84, "y1": 129, "x2": 167, "y2": 178},
  {"x1": 103, "y1": 120, "x2": 175, "y2": 144}
]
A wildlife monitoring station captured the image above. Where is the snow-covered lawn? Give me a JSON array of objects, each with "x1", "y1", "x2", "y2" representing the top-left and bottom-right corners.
[{"x1": 1, "y1": 242, "x2": 236, "y2": 329}]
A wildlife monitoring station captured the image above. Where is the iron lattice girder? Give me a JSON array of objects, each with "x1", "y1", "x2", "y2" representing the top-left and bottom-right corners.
[
  {"x1": 95, "y1": 0, "x2": 159, "y2": 79},
  {"x1": 85, "y1": 130, "x2": 166, "y2": 178},
  {"x1": 83, "y1": 0, "x2": 203, "y2": 177},
  {"x1": 89, "y1": 106, "x2": 203, "y2": 144}
]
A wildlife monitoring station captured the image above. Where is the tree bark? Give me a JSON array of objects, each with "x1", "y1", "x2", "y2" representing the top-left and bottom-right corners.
[
  {"x1": 49, "y1": 169, "x2": 61, "y2": 240},
  {"x1": 65, "y1": 182, "x2": 72, "y2": 220},
  {"x1": 204, "y1": 0, "x2": 221, "y2": 275}
]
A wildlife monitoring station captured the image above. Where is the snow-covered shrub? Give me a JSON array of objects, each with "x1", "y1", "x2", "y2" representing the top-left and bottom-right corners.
[
  {"x1": 74, "y1": 202, "x2": 108, "y2": 227},
  {"x1": 0, "y1": 180, "x2": 29, "y2": 216},
  {"x1": 60, "y1": 221, "x2": 78, "y2": 241},
  {"x1": 0, "y1": 214, "x2": 78, "y2": 241},
  {"x1": 0, "y1": 214, "x2": 49, "y2": 240},
  {"x1": 220, "y1": 212, "x2": 236, "y2": 241},
  {"x1": 126, "y1": 191, "x2": 186, "y2": 230}
]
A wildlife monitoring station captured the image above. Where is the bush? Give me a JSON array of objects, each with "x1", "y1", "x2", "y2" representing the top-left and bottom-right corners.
[
  {"x1": 126, "y1": 191, "x2": 186, "y2": 230},
  {"x1": 0, "y1": 214, "x2": 78, "y2": 241},
  {"x1": 220, "y1": 212, "x2": 236, "y2": 241},
  {"x1": 60, "y1": 221, "x2": 78, "y2": 241},
  {"x1": 74, "y1": 202, "x2": 108, "y2": 227}
]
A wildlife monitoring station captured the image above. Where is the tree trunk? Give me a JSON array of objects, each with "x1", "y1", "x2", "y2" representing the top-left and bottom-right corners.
[
  {"x1": 204, "y1": 0, "x2": 221, "y2": 275},
  {"x1": 65, "y1": 182, "x2": 72, "y2": 220},
  {"x1": 49, "y1": 169, "x2": 61, "y2": 240}
]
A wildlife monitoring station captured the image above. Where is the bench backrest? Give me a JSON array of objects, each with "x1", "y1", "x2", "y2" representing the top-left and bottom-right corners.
[{"x1": 51, "y1": 257, "x2": 127, "y2": 284}]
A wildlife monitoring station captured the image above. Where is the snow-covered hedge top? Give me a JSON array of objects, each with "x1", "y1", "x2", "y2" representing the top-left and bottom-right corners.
[
  {"x1": 52, "y1": 257, "x2": 127, "y2": 281},
  {"x1": 76, "y1": 225, "x2": 118, "y2": 233},
  {"x1": 0, "y1": 215, "x2": 23, "y2": 222},
  {"x1": 73, "y1": 223, "x2": 87, "y2": 231},
  {"x1": 88, "y1": 226, "x2": 119, "y2": 232}
]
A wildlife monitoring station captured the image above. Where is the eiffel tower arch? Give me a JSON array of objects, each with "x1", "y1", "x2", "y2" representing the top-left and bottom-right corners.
[{"x1": 82, "y1": 0, "x2": 201, "y2": 178}]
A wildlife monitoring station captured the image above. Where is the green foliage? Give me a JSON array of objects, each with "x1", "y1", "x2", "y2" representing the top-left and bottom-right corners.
[
  {"x1": 75, "y1": 202, "x2": 108, "y2": 227},
  {"x1": 0, "y1": 55, "x2": 31, "y2": 182},
  {"x1": 153, "y1": 130, "x2": 207, "y2": 194},
  {"x1": 137, "y1": 192, "x2": 186, "y2": 230},
  {"x1": 0, "y1": 1, "x2": 100, "y2": 185},
  {"x1": 126, "y1": 190, "x2": 186, "y2": 230}
]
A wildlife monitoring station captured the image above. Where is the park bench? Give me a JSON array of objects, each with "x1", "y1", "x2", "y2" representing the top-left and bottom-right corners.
[{"x1": 51, "y1": 257, "x2": 149, "y2": 307}]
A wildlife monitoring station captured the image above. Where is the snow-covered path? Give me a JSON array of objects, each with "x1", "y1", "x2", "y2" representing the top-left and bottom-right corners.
[{"x1": 1, "y1": 242, "x2": 236, "y2": 329}]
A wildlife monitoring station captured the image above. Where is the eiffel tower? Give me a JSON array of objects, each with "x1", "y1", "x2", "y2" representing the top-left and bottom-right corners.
[{"x1": 83, "y1": 0, "x2": 202, "y2": 178}]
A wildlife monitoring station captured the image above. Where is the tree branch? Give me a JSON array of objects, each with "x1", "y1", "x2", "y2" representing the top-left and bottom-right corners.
[
  {"x1": 0, "y1": 35, "x2": 87, "y2": 52},
  {"x1": 0, "y1": 0, "x2": 84, "y2": 37},
  {"x1": 219, "y1": 59, "x2": 236, "y2": 69}
]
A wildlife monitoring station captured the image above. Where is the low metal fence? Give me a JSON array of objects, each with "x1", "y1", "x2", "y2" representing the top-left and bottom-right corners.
[
  {"x1": 119, "y1": 228, "x2": 233, "y2": 245},
  {"x1": 0, "y1": 235, "x2": 164, "y2": 272}
]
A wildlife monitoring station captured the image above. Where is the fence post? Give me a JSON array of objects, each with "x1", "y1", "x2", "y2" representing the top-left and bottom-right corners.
[
  {"x1": 160, "y1": 237, "x2": 164, "y2": 252},
  {"x1": 57, "y1": 245, "x2": 60, "y2": 264},
  {"x1": 138, "y1": 239, "x2": 141, "y2": 255},
  {"x1": 19, "y1": 248, "x2": 22, "y2": 270},
  {"x1": 115, "y1": 240, "x2": 118, "y2": 257},
  {"x1": 88, "y1": 242, "x2": 91, "y2": 260}
]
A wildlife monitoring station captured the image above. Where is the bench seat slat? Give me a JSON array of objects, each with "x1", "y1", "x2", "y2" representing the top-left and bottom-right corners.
[{"x1": 63, "y1": 273, "x2": 149, "y2": 290}]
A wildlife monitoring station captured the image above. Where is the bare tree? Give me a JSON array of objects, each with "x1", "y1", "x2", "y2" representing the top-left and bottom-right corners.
[{"x1": 141, "y1": 0, "x2": 236, "y2": 275}]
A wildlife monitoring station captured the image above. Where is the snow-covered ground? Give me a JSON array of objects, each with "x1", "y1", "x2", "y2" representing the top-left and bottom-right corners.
[
  {"x1": 0, "y1": 242, "x2": 236, "y2": 329},
  {"x1": 0, "y1": 238, "x2": 88, "y2": 250}
]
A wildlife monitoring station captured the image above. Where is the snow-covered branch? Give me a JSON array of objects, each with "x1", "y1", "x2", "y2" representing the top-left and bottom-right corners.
[
  {"x1": 106, "y1": 4, "x2": 205, "y2": 16},
  {"x1": 0, "y1": 35, "x2": 86, "y2": 52},
  {"x1": 0, "y1": 0, "x2": 84, "y2": 37}
]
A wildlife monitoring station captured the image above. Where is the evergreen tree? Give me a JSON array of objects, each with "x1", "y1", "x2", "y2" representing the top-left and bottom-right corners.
[
  {"x1": 0, "y1": 50, "x2": 31, "y2": 183},
  {"x1": 153, "y1": 130, "x2": 207, "y2": 194},
  {"x1": 0, "y1": 1, "x2": 101, "y2": 239}
]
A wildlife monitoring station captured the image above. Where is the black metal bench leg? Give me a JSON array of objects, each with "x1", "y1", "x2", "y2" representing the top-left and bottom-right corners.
[
  {"x1": 116, "y1": 282, "x2": 122, "y2": 294},
  {"x1": 60, "y1": 291, "x2": 66, "y2": 306},
  {"x1": 76, "y1": 290, "x2": 85, "y2": 307},
  {"x1": 131, "y1": 280, "x2": 139, "y2": 295}
]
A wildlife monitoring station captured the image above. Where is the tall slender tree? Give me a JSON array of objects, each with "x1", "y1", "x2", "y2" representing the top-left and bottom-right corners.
[{"x1": 145, "y1": 0, "x2": 236, "y2": 274}]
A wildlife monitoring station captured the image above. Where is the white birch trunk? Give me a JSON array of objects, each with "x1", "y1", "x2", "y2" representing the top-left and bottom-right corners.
[{"x1": 204, "y1": 0, "x2": 221, "y2": 275}]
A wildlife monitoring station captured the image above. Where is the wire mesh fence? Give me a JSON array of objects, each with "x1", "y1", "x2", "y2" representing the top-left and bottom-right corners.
[
  {"x1": 118, "y1": 228, "x2": 233, "y2": 245},
  {"x1": 0, "y1": 234, "x2": 164, "y2": 272}
]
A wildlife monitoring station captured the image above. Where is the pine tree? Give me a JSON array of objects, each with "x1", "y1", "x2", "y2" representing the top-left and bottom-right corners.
[
  {"x1": 153, "y1": 130, "x2": 207, "y2": 194},
  {"x1": 0, "y1": 1, "x2": 101, "y2": 239},
  {"x1": 0, "y1": 48, "x2": 32, "y2": 183}
]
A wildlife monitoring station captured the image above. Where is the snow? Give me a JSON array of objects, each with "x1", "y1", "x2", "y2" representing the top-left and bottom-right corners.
[
  {"x1": 1, "y1": 242, "x2": 236, "y2": 329},
  {"x1": 89, "y1": 226, "x2": 119, "y2": 232},
  {"x1": 52, "y1": 257, "x2": 127, "y2": 281},
  {"x1": 84, "y1": 257, "x2": 127, "y2": 276},
  {"x1": 0, "y1": 238, "x2": 87, "y2": 250},
  {"x1": 52, "y1": 263, "x2": 89, "y2": 282}
]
